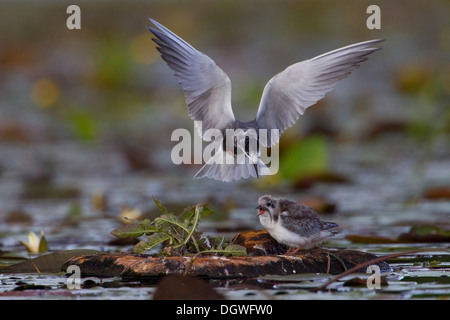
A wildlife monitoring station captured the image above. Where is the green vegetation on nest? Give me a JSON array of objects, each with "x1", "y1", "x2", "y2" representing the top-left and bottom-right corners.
[{"x1": 111, "y1": 197, "x2": 247, "y2": 256}]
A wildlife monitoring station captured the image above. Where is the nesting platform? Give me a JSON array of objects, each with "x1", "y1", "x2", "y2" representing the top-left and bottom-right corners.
[{"x1": 61, "y1": 230, "x2": 390, "y2": 278}]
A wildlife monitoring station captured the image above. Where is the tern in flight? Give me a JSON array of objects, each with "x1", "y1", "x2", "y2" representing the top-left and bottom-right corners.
[{"x1": 148, "y1": 19, "x2": 383, "y2": 182}]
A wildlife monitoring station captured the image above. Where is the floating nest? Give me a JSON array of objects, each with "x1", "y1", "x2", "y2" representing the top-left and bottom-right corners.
[{"x1": 61, "y1": 230, "x2": 390, "y2": 278}]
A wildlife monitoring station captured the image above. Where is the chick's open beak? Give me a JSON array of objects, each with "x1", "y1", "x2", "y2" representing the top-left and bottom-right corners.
[{"x1": 256, "y1": 204, "x2": 267, "y2": 216}]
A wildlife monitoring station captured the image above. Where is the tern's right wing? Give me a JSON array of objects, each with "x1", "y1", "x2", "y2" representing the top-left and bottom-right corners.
[{"x1": 148, "y1": 19, "x2": 235, "y2": 140}]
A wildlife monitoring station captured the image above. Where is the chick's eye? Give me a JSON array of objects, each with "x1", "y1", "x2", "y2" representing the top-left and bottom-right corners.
[{"x1": 266, "y1": 202, "x2": 273, "y2": 208}]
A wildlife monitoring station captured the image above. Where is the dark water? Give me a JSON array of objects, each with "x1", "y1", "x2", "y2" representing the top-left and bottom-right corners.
[{"x1": 0, "y1": 136, "x2": 448, "y2": 299}]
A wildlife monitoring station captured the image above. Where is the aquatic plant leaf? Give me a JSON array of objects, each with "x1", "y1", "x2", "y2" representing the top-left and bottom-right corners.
[
  {"x1": 155, "y1": 214, "x2": 190, "y2": 233},
  {"x1": 222, "y1": 244, "x2": 247, "y2": 256},
  {"x1": 179, "y1": 205, "x2": 202, "y2": 249},
  {"x1": 111, "y1": 198, "x2": 239, "y2": 257},
  {"x1": 178, "y1": 205, "x2": 195, "y2": 222},
  {"x1": 210, "y1": 235, "x2": 227, "y2": 249},
  {"x1": 110, "y1": 219, "x2": 155, "y2": 238},
  {"x1": 398, "y1": 224, "x2": 450, "y2": 242},
  {"x1": 410, "y1": 224, "x2": 450, "y2": 236},
  {"x1": 152, "y1": 196, "x2": 168, "y2": 215},
  {"x1": 179, "y1": 204, "x2": 214, "y2": 224},
  {"x1": 134, "y1": 234, "x2": 171, "y2": 254},
  {"x1": 201, "y1": 244, "x2": 247, "y2": 256},
  {"x1": 0, "y1": 249, "x2": 102, "y2": 273},
  {"x1": 199, "y1": 205, "x2": 214, "y2": 220}
]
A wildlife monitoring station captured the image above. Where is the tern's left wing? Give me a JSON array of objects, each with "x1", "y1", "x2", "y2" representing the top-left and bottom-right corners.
[{"x1": 255, "y1": 39, "x2": 384, "y2": 147}]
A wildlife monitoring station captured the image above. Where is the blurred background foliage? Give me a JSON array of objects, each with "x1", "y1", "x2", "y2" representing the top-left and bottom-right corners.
[{"x1": 0, "y1": 0, "x2": 448, "y2": 183}]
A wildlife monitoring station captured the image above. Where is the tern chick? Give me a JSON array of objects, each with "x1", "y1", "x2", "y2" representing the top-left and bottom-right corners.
[
  {"x1": 256, "y1": 195, "x2": 340, "y2": 254},
  {"x1": 148, "y1": 19, "x2": 383, "y2": 182}
]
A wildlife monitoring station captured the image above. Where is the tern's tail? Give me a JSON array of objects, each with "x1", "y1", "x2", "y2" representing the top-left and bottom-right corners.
[{"x1": 194, "y1": 149, "x2": 270, "y2": 182}]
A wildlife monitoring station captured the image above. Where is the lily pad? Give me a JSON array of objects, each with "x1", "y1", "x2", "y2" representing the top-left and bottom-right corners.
[
  {"x1": 0, "y1": 249, "x2": 103, "y2": 274},
  {"x1": 423, "y1": 186, "x2": 450, "y2": 199},
  {"x1": 347, "y1": 225, "x2": 450, "y2": 244},
  {"x1": 399, "y1": 225, "x2": 450, "y2": 242}
]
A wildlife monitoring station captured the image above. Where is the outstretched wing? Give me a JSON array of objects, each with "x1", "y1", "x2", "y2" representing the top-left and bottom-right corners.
[
  {"x1": 148, "y1": 19, "x2": 236, "y2": 140},
  {"x1": 255, "y1": 39, "x2": 384, "y2": 146}
]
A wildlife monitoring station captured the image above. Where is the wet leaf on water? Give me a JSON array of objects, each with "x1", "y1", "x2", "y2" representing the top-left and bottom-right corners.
[
  {"x1": 81, "y1": 279, "x2": 99, "y2": 289},
  {"x1": 343, "y1": 276, "x2": 388, "y2": 287},
  {"x1": 364, "y1": 120, "x2": 408, "y2": 140},
  {"x1": 0, "y1": 289, "x2": 74, "y2": 298},
  {"x1": 5, "y1": 210, "x2": 33, "y2": 224},
  {"x1": 153, "y1": 275, "x2": 224, "y2": 300},
  {"x1": 13, "y1": 284, "x2": 51, "y2": 291},
  {"x1": 345, "y1": 234, "x2": 399, "y2": 244},
  {"x1": 401, "y1": 275, "x2": 450, "y2": 285},
  {"x1": 347, "y1": 224, "x2": 450, "y2": 244},
  {"x1": 423, "y1": 186, "x2": 450, "y2": 200},
  {"x1": 21, "y1": 182, "x2": 80, "y2": 200},
  {"x1": 398, "y1": 224, "x2": 450, "y2": 242},
  {"x1": 0, "y1": 249, "x2": 103, "y2": 273},
  {"x1": 411, "y1": 225, "x2": 446, "y2": 236}
]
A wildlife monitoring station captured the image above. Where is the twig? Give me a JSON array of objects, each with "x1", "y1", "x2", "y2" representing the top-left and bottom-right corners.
[{"x1": 311, "y1": 248, "x2": 431, "y2": 292}]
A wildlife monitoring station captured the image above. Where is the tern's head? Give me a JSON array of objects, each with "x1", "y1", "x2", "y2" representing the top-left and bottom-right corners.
[
  {"x1": 256, "y1": 195, "x2": 278, "y2": 225},
  {"x1": 224, "y1": 128, "x2": 259, "y2": 162}
]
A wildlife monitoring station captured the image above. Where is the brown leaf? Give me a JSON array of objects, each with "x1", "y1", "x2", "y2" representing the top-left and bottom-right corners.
[
  {"x1": 423, "y1": 186, "x2": 450, "y2": 200},
  {"x1": 153, "y1": 275, "x2": 224, "y2": 300}
]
